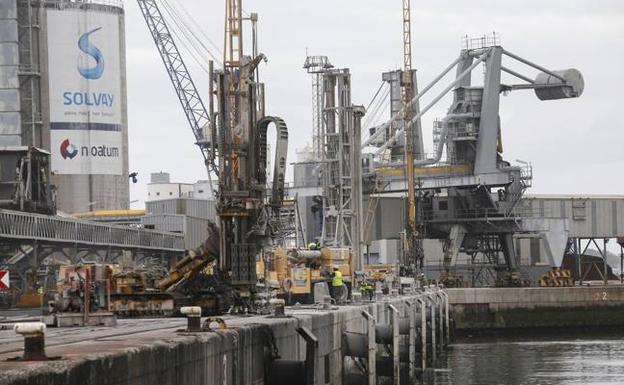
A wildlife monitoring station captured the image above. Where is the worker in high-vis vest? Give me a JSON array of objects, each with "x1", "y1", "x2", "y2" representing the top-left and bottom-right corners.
[{"x1": 331, "y1": 267, "x2": 344, "y2": 303}]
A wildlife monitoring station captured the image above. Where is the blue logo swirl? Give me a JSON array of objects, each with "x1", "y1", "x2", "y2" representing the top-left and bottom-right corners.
[{"x1": 77, "y1": 27, "x2": 104, "y2": 80}]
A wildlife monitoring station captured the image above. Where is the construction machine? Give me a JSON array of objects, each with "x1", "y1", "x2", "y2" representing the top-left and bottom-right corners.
[
  {"x1": 137, "y1": 0, "x2": 290, "y2": 312},
  {"x1": 267, "y1": 246, "x2": 354, "y2": 304},
  {"x1": 110, "y1": 222, "x2": 230, "y2": 316}
]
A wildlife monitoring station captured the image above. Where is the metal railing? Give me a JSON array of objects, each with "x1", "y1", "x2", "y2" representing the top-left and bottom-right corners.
[
  {"x1": 47, "y1": 0, "x2": 124, "y2": 10},
  {"x1": 0, "y1": 209, "x2": 184, "y2": 251},
  {"x1": 423, "y1": 206, "x2": 553, "y2": 221},
  {"x1": 462, "y1": 33, "x2": 501, "y2": 51}
]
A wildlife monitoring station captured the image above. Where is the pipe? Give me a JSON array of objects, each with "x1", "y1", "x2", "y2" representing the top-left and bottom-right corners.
[
  {"x1": 386, "y1": 112, "x2": 475, "y2": 167},
  {"x1": 501, "y1": 65, "x2": 534, "y2": 84},
  {"x1": 375, "y1": 50, "x2": 490, "y2": 156},
  {"x1": 361, "y1": 55, "x2": 463, "y2": 148},
  {"x1": 502, "y1": 49, "x2": 567, "y2": 82}
]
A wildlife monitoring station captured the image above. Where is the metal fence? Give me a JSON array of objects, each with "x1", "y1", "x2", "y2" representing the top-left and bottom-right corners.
[{"x1": 0, "y1": 209, "x2": 184, "y2": 251}]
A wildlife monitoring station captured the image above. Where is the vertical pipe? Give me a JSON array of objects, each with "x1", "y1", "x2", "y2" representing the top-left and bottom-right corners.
[
  {"x1": 388, "y1": 304, "x2": 400, "y2": 385},
  {"x1": 406, "y1": 301, "x2": 416, "y2": 381},
  {"x1": 84, "y1": 268, "x2": 90, "y2": 325},
  {"x1": 443, "y1": 291, "x2": 450, "y2": 344},
  {"x1": 620, "y1": 245, "x2": 624, "y2": 284},
  {"x1": 437, "y1": 292, "x2": 444, "y2": 348},
  {"x1": 578, "y1": 238, "x2": 583, "y2": 285},
  {"x1": 362, "y1": 310, "x2": 376, "y2": 385},
  {"x1": 417, "y1": 297, "x2": 426, "y2": 371},
  {"x1": 429, "y1": 294, "x2": 436, "y2": 364},
  {"x1": 603, "y1": 239, "x2": 608, "y2": 286}
]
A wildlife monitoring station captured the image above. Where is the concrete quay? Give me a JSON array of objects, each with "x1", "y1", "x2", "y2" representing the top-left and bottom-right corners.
[
  {"x1": 0, "y1": 291, "x2": 449, "y2": 385},
  {"x1": 448, "y1": 285, "x2": 624, "y2": 331}
]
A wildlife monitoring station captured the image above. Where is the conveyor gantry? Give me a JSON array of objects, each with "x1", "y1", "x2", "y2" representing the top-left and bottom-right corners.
[{"x1": 0, "y1": 209, "x2": 184, "y2": 252}]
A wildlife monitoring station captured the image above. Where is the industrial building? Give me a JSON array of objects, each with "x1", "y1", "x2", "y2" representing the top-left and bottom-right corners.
[
  {"x1": 0, "y1": 0, "x2": 129, "y2": 213},
  {"x1": 0, "y1": 1, "x2": 622, "y2": 384}
]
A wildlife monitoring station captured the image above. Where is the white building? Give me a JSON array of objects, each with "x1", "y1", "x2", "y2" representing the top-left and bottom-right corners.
[{"x1": 147, "y1": 172, "x2": 193, "y2": 201}]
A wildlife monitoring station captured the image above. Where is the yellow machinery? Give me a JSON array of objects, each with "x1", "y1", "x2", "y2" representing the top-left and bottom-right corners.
[
  {"x1": 538, "y1": 268, "x2": 574, "y2": 287},
  {"x1": 110, "y1": 223, "x2": 227, "y2": 316},
  {"x1": 265, "y1": 247, "x2": 354, "y2": 303}
]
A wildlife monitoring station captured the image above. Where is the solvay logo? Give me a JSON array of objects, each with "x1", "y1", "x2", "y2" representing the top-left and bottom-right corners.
[
  {"x1": 60, "y1": 138, "x2": 78, "y2": 160},
  {"x1": 77, "y1": 27, "x2": 104, "y2": 80}
]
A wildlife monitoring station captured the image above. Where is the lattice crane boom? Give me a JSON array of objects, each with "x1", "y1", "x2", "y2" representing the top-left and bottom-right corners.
[{"x1": 136, "y1": 0, "x2": 213, "y2": 165}]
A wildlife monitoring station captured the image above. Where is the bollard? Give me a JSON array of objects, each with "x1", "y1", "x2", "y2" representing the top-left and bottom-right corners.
[
  {"x1": 270, "y1": 298, "x2": 286, "y2": 317},
  {"x1": 14, "y1": 322, "x2": 47, "y2": 361},
  {"x1": 322, "y1": 295, "x2": 333, "y2": 310},
  {"x1": 351, "y1": 291, "x2": 362, "y2": 304},
  {"x1": 180, "y1": 306, "x2": 202, "y2": 332}
]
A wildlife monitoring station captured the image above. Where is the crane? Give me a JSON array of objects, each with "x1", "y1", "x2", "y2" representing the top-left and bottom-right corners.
[
  {"x1": 136, "y1": 0, "x2": 216, "y2": 185},
  {"x1": 401, "y1": 0, "x2": 424, "y2": 273}
]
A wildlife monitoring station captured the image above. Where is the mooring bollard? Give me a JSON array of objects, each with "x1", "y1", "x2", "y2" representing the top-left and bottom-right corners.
[
  {"x1": 270, "y1": 298, "x2": 286, "y2": 317},
  {"x1": 14, "y1": 322, "x2": 47, "y2": 361},
  {"x1": 180, "y1": 306, "x2": 202, "y2": 332}
]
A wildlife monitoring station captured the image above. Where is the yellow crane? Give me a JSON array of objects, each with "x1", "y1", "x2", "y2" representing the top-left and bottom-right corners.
[{"x1": 401, "y1": 0, "x2": 423, "y2": 272}]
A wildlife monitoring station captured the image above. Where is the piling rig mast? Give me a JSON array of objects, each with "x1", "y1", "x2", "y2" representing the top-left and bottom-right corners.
[
  {"x1": 139, "y1": 0, "x2": 288, "y2": 309},
  {"x1": 317, "y1": 68, "x2": 366, "y2": 268},
  {"x1": 215, "y1": 0, "x2": 289, "y2": 308},
  {"x1": 400, "y1": 0, "x2": 424, "y2": 273}
]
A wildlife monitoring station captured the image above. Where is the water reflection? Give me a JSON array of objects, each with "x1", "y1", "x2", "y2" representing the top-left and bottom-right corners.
[{"x1": 426, "y1": 331, "x2": 624, "y2": 385}]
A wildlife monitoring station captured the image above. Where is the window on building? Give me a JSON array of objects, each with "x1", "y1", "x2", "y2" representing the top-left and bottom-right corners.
[{"x1": 156, "y1": 192, "x2": 160, "y2": 196}]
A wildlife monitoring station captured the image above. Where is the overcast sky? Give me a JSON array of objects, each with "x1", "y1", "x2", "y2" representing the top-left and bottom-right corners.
[{"x1": 124, "y1": 0, "x2": 624, "y2": 207}]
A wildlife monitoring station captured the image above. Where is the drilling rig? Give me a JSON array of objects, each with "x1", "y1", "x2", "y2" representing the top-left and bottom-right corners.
[
  {"x1": 214, "y1": 0, "x2": 289, "y2": 310},
  {"x1": 136, "y1": 0, "x2": 288, "y2": 313}
]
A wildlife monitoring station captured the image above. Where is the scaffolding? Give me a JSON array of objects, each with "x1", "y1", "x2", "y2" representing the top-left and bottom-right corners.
[{"x1": 303, "y1": 55, "x2": 333, "y2": 159}]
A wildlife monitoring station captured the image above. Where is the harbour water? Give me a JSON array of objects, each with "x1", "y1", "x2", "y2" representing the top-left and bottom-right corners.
[{"x1": 428, "y1": 330, "x2": 624, "y2": 385}]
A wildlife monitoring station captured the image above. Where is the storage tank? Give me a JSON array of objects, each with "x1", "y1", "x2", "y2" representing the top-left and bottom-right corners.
[{"x1": 0, "y1": 0, "x2": 129, "y2": 213}]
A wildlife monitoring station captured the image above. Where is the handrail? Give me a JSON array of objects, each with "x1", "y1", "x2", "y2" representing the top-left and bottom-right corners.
[{"x1": 0, "y1": 209, "x2": 184, "y2": 251}]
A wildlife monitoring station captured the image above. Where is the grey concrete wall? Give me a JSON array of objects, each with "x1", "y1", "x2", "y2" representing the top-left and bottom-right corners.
[
  {"x1": 448, "y1": 286, "x2": 624, "y2": 331},
  {"x1": 0, "y1": 296, "x2": 429, "y2": 385}
]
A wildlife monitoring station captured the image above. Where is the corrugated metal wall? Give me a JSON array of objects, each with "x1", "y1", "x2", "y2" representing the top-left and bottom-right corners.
[
  {"x1": 141, "y1": 213, "x2": 209, "y2": 249},
  {"x1": 523, "y1": 197, "x2": 624, "y2": 238},
  {"x1": 0, "y1": 0, "x2": 20, "y2": 145},
  {"x1": 145, "y1": 198, "x2": 217, "y2": 221}
]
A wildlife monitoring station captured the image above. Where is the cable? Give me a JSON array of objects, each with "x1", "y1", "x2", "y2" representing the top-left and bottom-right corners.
[
  {"x1": 160, "y1": 0, "x2": 222, "y2": 67},
  {"x1": 171, "y1": 0, "x2": 223, "y2": 59},
  {"x1": 159, "y1": 0, "x2": 211, "y2": 73},
  {"x1": 363, "y1": 85, "x2": 390, "y2": 131}
]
